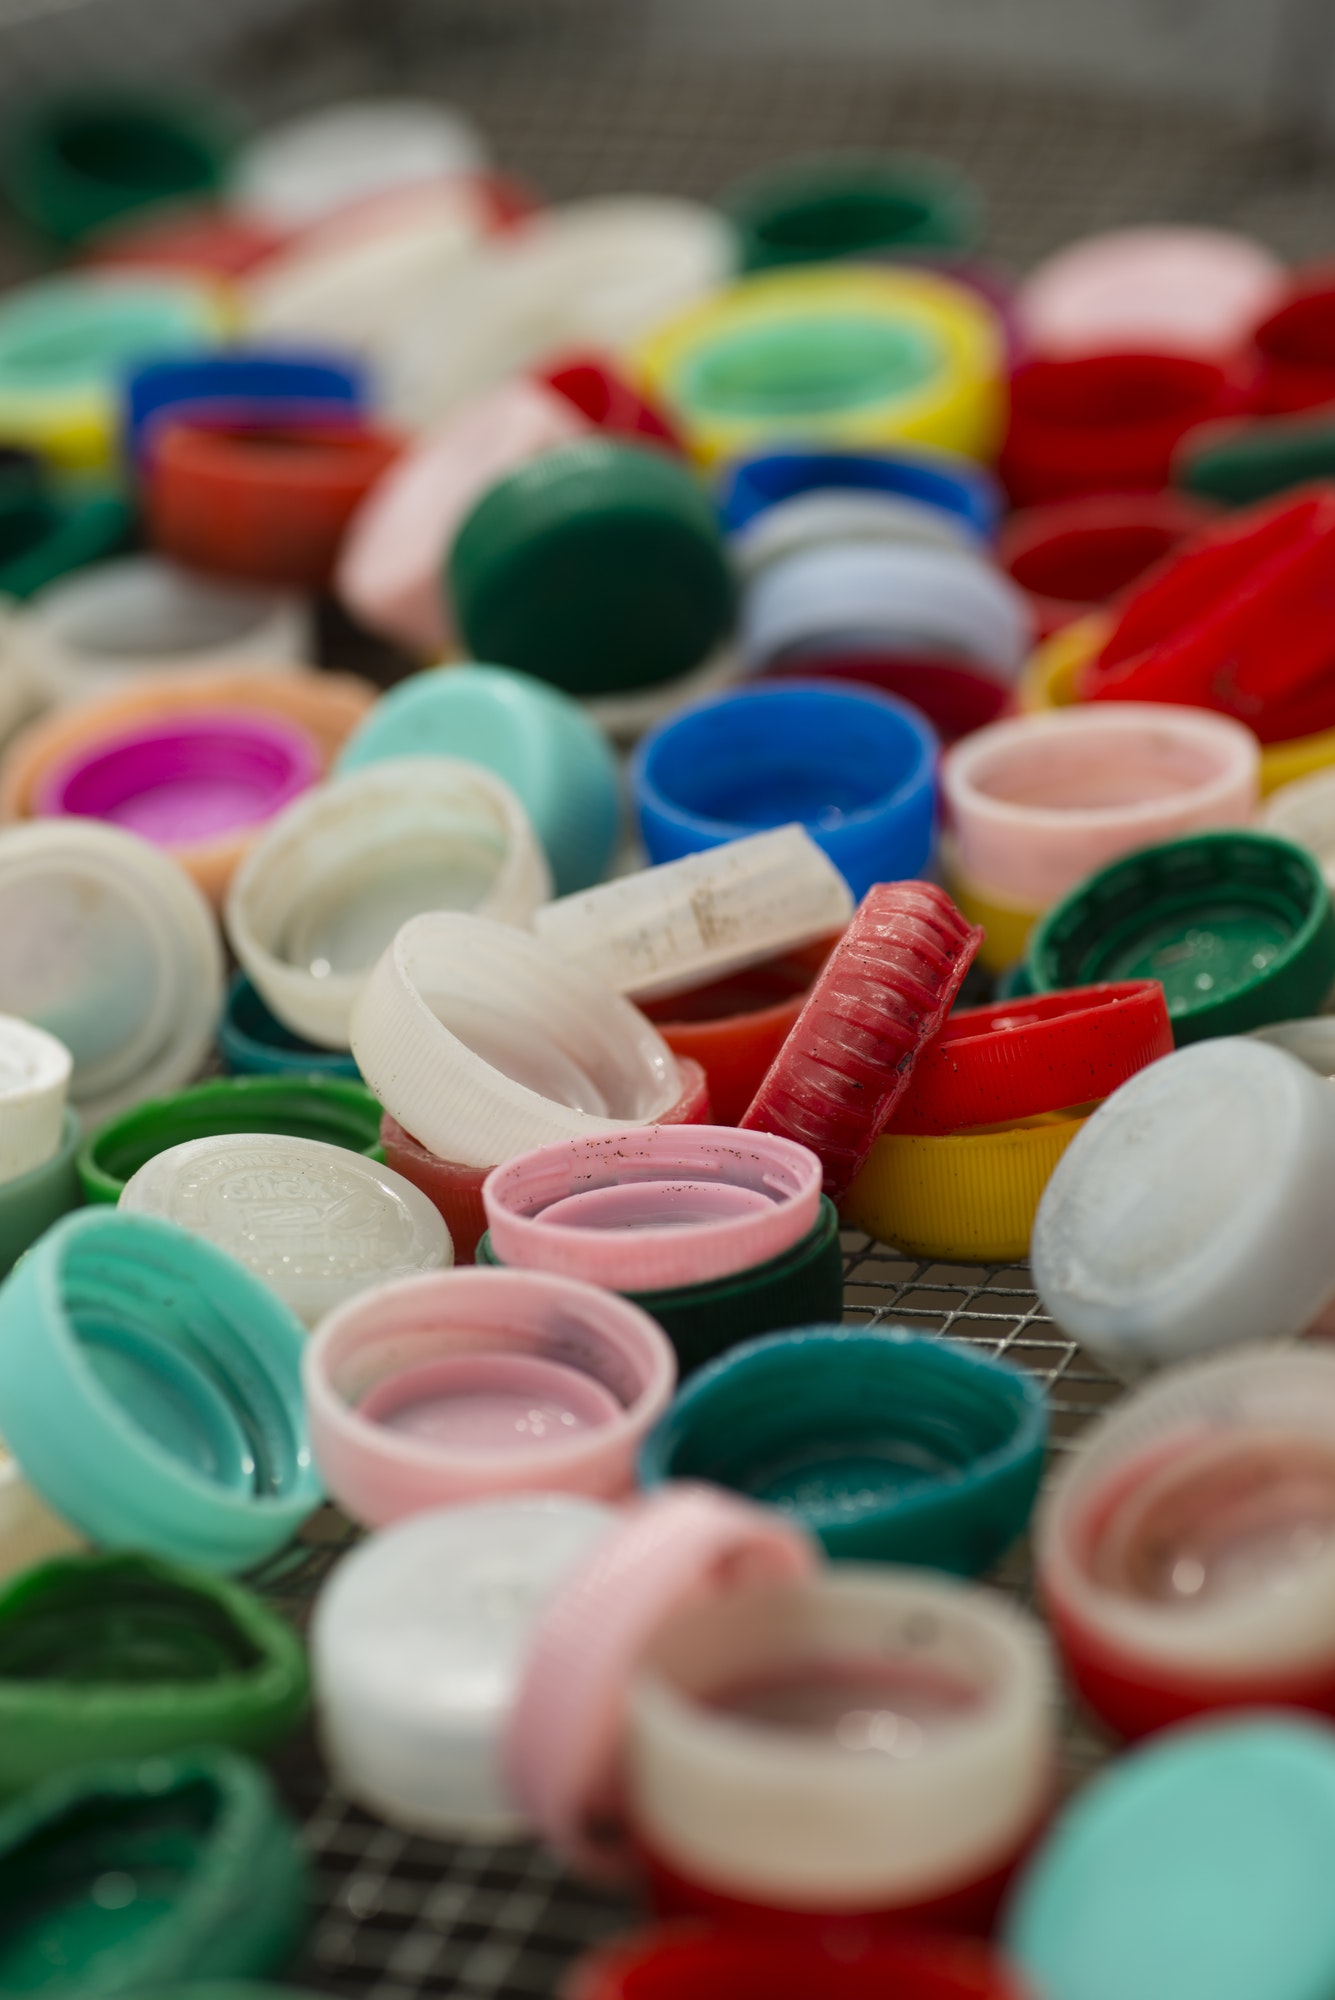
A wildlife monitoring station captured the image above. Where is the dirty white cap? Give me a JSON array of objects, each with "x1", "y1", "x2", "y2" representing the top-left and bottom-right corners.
[
  {"x1": 119, "y1": 1133, "x2": 452, "y2": 1328},
  {"x1": 0, "y1": 1015, "x2": 72, "y2": 1186},
  {"x1": 234, "y1": 98, "x2": 488, "y2": 230},
  {"x1": 1033, "y1": 1038, "x2": 1335, "y2": 1379}
]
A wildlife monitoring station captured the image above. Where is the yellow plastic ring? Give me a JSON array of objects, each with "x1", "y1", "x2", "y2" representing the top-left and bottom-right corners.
[
  {"x1": 632, "y1": 264, "x2": 1005, "y2": 469},
  {"x1": 840, "y1": 1106, "x2": 1092, "y2": 1263}
]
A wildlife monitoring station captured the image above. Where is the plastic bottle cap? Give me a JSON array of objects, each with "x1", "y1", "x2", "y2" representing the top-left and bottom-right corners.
[
  {"x1": 218, "y1": 974, "x2": 362, "y2": 1083},
  {"x1": 303, "y1": 1266, "x2": 676, "y2": 1525},
  {"x1": 632, "y1": 264, "x2": 1005, "y2": 468},
  {"x1": 534, "y1": 825, "x2": 852, "y2": 1003},
  {"x1": 0, "y1": 484, "x2": 131, "y2": 603},
  {"x1": 942, "y1": 704, "x2": 1260, "y2": 912},
  {"x1": 225, "y1": 757, "x2": 551, "y2": 1051},
  {"x1": 732, "y1": 488, "x2": 982, "y2": 578},
  {"x1": 0, "y1": 1014, "x2": 71, "y2": 1185},
  {"x1": 0, "y1": 1748, "x2": 307, "y2": 1994},
  {"x1": 1252, "y1": 1015, "x2": 1335, "y2": 1076},
  {"x1": 626, "y1": 1568, "x2": 1053, "y2": 1910},
  {"x1": 34, "y1": 708, "x2": 321, "y2": 849},
  {"x1": 84, "y1": 206, "x2": 287, "y2": 281},
  {"x1": 1006, "y1": 1717, "x2": 1335, "y2": 2000},
  {"x1": 567, "y1": 1928, "x2": 1029, "y2": 2000},
  {"x1": 1247, "y1": 265, "x2": 1335, "y2": 414},
  {"x1": 740, "y1": 881, "x2": 982, "y2": 1200},
  {"x1": 450, "y1": 437, "x2": 735, "y2": 699},
  {"x1": 0, "y1": 1107, "x2": 82, "y2": 1282},
  {"x1": 125, "y1": 348, "x2": 366, "y2": 462},
  {"x1": 0, "y1": 819, "x2": 223, "y2": 1127},
  {"x1": 1032, "y1": 1039, "x2": 1335, "y2": 1379},
  {"x1": 1262, "y1": 763, "x2": 1335, "y2": 888},
  {"x1": 0, "y1": 1208, "x2": 321, "y2": 1571},
  {"x1": 0, "y1": 273, "x2": 228, "y2": 472},
  {"x1": 13, "y1": 556, "x2": 311, "y2": 708},
  {"x1": 351, "y1": 911, "x2": 684, "y2": 1170},
  {"x1": 640, "y1": 1326, "x2": 1047, "y2": 1573},
  {"x1": 1016, "y1": 226, "x2": 1286, "y2": 359},
  {"x1": 1037, "y1": 1346, "x2": 1335, "y2": 1739},
  {"x1": 120, "y1": 1133, "x2": 451, "y2": 1328},
  {"x1": 999, "y1": 491, "x2": 1216, "y2": 637},
  {"x1": 334, "y1": 662, "x2": 621, "y2": 898},
  {"x1": 724, "y1": 151, "x2": 981, "y2": 272},
  {"x1": 482, "y1": 1124, "x2": 823, "y2": 1293},
  {"x1": 505, "y1": 1483, "x2": 818, "y2": 1876},
  {"x1": 336, "y1": 376, "x2": 589, "y2": 656},
  {"x1": 581, "y1": 641, "x2": 750, "y2": 747},
  {"x1": 384, "y1": 197, "x2": 735, "y2": 430},
  {"x1": 717, "y1": 441, "x2": 1002, "y2": 540},
  {"x1": 632, "y1": 682, "x2": 939, "y2": 904},
  {"x1": 0, "y1": 1550, "x2": 308, "y2": 1794},
  {"x1": 1026, "y1": 830, "x2": 1335, "y2": 1044},
  {"x1": 1, "y1": 88, "x2": 233, "y2": 246},
  {"x1": 311, "y1": 1496, "x2": 615, "y2": 1837},
  {"x1": 741, "y1": 541, "x2": 1031, "y2": 680},
  {"x1": 234, "y1": 98, "x2": 487, "y2": 228}
]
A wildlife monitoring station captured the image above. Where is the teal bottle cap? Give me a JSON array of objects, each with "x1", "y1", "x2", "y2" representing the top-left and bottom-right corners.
[
  {"x1": 217, "y1": 973, "x2": 363, "y2": 1082},
  {"x1": 1007, "y1": 1715, "x2": 1335, "y2": 2000},
  {"x1": 0, "y1": 1208, "x2": 321, "y2": 1572},
  {"x1": 639, "y1": 1325, "x2": 1047, "y2": 1571},
  {"x1": 0, "y1": 1550, "x2": 307, "y2": 1794},
  {"x1": 78, "y1": 1072, "x2": 386, "y2": 1204},
  {"x1": 0, "y1": 1747, "x2": 307, "y2": 1996},
  {"x1": 334, "y1": 661, "x2": 621, "y2": 895},
  {"x1": 0, "y1": 1103, "x2": 81, "y2": 1278},
  {"x1": 1027, "y1": 829, "x2": 1335, "y2": 1042},
  {"x1": 449, "y1": 438, "x2": 736, "y2": 698},
  {"x1": 725, "y1": 151, "x2": 982, "y2": 273}
]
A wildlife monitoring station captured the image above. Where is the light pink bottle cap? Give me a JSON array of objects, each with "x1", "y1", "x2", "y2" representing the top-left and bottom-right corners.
[
  {"x1": 302, "y1": 1265, "x2": 677, "y2": 1527},
  {"x1": 504, "y1": 1483, "x2": 817, "y2": 1879},
  {"x1": 1017, "y1": 226, "x2": 1285, "y2": 361},
  {"x1": 941, "y1": 702, "x2": 1259, "y2": 911},
  {"x1": 482, "y1": 1124, "x2": 822, "y2": 1292},
  {"x1": 336, "y1": 374, "x2": 589, "y2": 656}
]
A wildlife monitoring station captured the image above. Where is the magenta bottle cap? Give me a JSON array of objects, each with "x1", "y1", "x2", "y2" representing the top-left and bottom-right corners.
[{"x1": 33, "y1": 707, "x2": 322, "y2": 848}]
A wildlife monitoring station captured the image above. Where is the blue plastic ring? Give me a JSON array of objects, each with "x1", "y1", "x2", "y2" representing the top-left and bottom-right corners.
[
  {"x1": 125, "y1": 349, "x2": 367, "y2": 462},
  {"x1": 718, "y1": 444, "x2": 1002, "y2": 540},
  {"x1": 631, "y1": 679, "x2": 938, "y2": 900}
]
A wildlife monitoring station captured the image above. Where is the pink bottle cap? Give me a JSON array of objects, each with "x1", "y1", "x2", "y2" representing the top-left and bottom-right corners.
[
  {"x1": 33, "y1": 707, "x2": 322, "y2": 849},
  {"x1": 302, "y1": 1265, "x2": 677, "y2": 1527},
  {"x1": 504, "y1": 1483, "x2": 818, "y2": 1880},
  {"x1": 1017, "y1": 227, "x2": 1286, "y2": 361},
  {"x1": 482, "y1": 1124, "x2": 823, "y2": 1292}
]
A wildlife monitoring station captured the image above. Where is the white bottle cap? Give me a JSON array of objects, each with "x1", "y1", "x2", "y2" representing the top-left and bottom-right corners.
[
  {"x1": 0, "y1": 1015, "x2": 72, "y2": 1186},
  {"x1": 1033, "y1": 1039, "x2": 1335, "y2": 1380},
  {"x1": 312, "y1": 1495, "x2": 614, "y2": 1839},
  {"x1": 1262, "y1": 766, "x2": 1335, "y2": 891},
  {"x1": 0, "y1": 820, "x2": 223, "y2": 1126},
  {"x1": 351, "y1": 910, "x2": 683, "y2": 1169},
  {"x1": 119, "y1": 1132, "x2": 452, "y2": 1329},
  {"x1": 225, "y1": 756, "x2": 552, "y2": 1051},
  {"x1": 12, "y1": 556, "x2": 311, "y2": 708},
  {"x1": 535, "y1": 826, "x2": 853, "y2": 1003},
  {"x1": 732, "y1": 489, "x2": 981, "y2": 580},
  {"x1": 234, "y1": 98, "x2": 488, "y2": 230}
]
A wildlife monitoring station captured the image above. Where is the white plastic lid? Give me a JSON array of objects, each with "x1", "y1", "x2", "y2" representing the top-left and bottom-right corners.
[
  {"x1": 312, "y1": 1496, "x2": 615, "y2": 1837},
  {"x1": 384, "y1": 197, "x2": 735, "y2": 429},
  {"x1": 0, "y1": 820, "x2": 223, "y2": 1126},
  {"x1": 1032, "y1": 1039, "x2": 1335, "y2": 1380},
  {"x1": 119, "y1": 1133, "x2": 452, "y2": 1329},
  {"x1": 741, "y1": 541, "x2": 1033, "y2": 680},
  {"x1": 0, "y1": 1015, "x2": 71, "y2": 1186},
  {"x1": 234, "y1": 98, "x2": 488, "y2": 229},
  {"x1": 731, "y1": 489, "x2": 981, "y2": 580},
  {"x1": 1252, "y1": 1018, "x2": 1335, "y2": 1077},
  {"x1": 225, "y1": 756, "x2": 552, "y2": 1050},
  {"x1": 351, "y1": 911, "x2": 683, "y2": 1169},
  {"x1": 1261, "y1": 767, "x2": 1335, "y2": 891},
  {"x1": 534, "y1": 826, "x2": 853, "y2": 1002},
  {"x1": 13, "y1": 557, "x2": 310, "y2": 708}
]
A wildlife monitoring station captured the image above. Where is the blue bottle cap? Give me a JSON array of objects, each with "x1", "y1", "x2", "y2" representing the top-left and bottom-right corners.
[
  {"x1": 125, "y1": 348, "x2": 366, "y2": 461},
  {"x1": 718, "y1": 442, "x2": 1001, "y2": 540}
]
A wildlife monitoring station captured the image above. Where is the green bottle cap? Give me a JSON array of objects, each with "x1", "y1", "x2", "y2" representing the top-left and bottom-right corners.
[
  {"x1": 725, "y1": 151, "x2": 982, "y2": 273},
  {"x1": 0, "y1": 1105, "x2": 81, "y2": 1279},
  {"x1": 2, "y1": 89, "x2": 233, "y2": 245},
  {"x1": 0, "y1": 1748, "x2": 307, "y2": 1996},
  {"x1": 0, "y1": 1551, "x2": 307, "y2": 1795},
  {"x1": 1177, "y1": 411, "x2": 1335, "y2": 508},
  {"x1": 449, "y1": 438, "x2": 735, "y2": 698},
  {"x1": 1027, "y1": 830, "x2": 1335, "y2": 1043}
]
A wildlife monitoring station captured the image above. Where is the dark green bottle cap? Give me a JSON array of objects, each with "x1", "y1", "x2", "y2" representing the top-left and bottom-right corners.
[
  {"x1": 449, "y1": 437, "x2": 735, "y2": 698},
  {"x1": 1177, "y1": 412, "x2": 1335, "y2": 508},
  {"x1": 0, "y1": 1748, "x2": 307, "y2": 1995},
  {"x1": 0, "y1": 481, "x2": 132, "y2": 600},
  {"x1": 0, "y1": 1552, "x2": 308, "y2": 1795},
  {"x1": 2, "y1": 89, "x2": 233, "y2": 245},
  {"x1": 725, "y1": 151, "x2": 982, "y2": 273},
  {"x1": 1027, "y1": 830, "x2": 1335, "y2": 1043}
]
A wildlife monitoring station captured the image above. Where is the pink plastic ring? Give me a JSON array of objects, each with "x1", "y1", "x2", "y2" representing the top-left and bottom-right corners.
[
  {"x1": 505, "y1": 1483, "x2": 817, "y2": 1880},
  {"x1": 481, "y1": 1124, "x2": 823, "y2": 1292},
  {"x1": 33, "y1": 707, "x2": 321, "y2": 849},
  {"x1": 302, "y1": 1266, "x2": 677, "y2": 1527},
  {"x1": 1016, "y1": 226, "x2": 1286, "y2": 361}
]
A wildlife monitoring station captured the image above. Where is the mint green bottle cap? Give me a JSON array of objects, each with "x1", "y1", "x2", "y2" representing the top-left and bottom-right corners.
[
  {"x1": 449, "y1": 438, "x2": 735, "y2": 698},
  {"x1": 1007, "y1": 1716, "x2": 1335, "y2": 2000},
  {"x1": 1027, "y1": 830, "x2": 1335, "y2": 1043}
]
